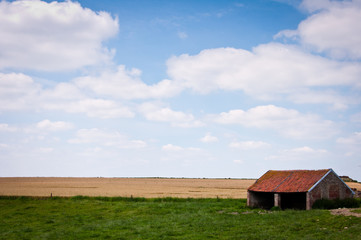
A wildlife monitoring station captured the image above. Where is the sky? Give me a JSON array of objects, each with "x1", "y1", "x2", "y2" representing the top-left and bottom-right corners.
[{"x1": 0, "y1": 0, "x2": 361, "y2": 180}]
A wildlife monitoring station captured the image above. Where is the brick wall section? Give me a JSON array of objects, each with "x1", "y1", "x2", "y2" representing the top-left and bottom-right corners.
[{"x1": 306, "y1": 171, "x2": 353, "y2": 209}]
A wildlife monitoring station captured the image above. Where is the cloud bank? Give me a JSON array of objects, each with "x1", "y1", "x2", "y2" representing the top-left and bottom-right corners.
[{"x1": 0, "y1": 0, "x2": 118, "y2": 71}]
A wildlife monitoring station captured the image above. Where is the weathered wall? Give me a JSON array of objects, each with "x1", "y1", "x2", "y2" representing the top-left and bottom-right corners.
[{"x1": 307, "y1": 171, "x2": 353, "y2": 209}]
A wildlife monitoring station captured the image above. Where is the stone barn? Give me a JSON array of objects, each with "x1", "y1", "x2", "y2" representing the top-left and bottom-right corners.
[{"x1": 247, "y1": 169, "x2": 354, "y2": 210}]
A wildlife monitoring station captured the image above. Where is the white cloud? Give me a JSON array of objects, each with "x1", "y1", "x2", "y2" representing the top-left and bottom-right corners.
[
  {"x1": 177, "y1": 31, "x2": 188, "y2": 39},
  {"x1": 161, "y1": 143, "x2": 207, "y2": 164},
  {"x1": 74, "y1": 65, "x2": 182, "y2": 99},
  {"x1": 214, "y1": 105, "x2": 337, "y2": 139},
  {"x1": 0, "y1": 72, "x2": 134, "y2": 119},
  {"x1": 43, "y1": 98, "x2": 134, "y2": 119},
  {"x1": 267, "y1": 146, "x2": 328, "y2": 161},
  {"x1": 200, "y1": 133, "x2": 219, "y2": 143},
  {"x1": 41, "y1": 82, "x2": 85, "y2": 101},
  {"x1": 286, "y1": 146, "x2": 327, "y2": 154},
  {"x1": 139, "y1": 102, "x2": 204, "y2": 128},
  {"x1": 0, "y1": 143, "x2": 9, "y2": 148},
  {"x1": 161, "y1": 143, "x2": 202, "y2": 152},
  {"x1": 36, "y1": 120, "x2": 74, "y2": 131},
  {"x1": 233, "y1": 159, "x2": 244, "y2": 164},
  {"x1": 162, "y1": 144, "x2": 184, "y2": 151},
  {"x1": 279, "y1": 0, "x2": 361, "y2": 60},
  {"x1": 337, "y1": 132, "x2": 361, "y2": 145},
  {"x1": 78, "y1": 147, "x2": 104, "y2": 157},
  {"x1": 37, "y1": 147, "x2": 54, "y2": 153},
  {"x1": 0, "y1": 123, "x2": 17, "y2": 132},
  {"x1": 0, "y1": 0, "x2": 118, "y2": 71},
  {"x1": 351, "y1": 112, "x2": 361, "y2": 123},
  {"x1": 288, "y1": 89, "x2": 358, "y2": 110},
  {"x1": 0, "y1": 72, "x2": 41, "y2": 111},
  {"x1": 229, "y1": 141, "x2": 270, "y2": 150},
  {"x1": 167, "y1": 43, "x2": 361, "y2": 103},
  {"x1": 40, "y1": 74, "x2": 135, "y2": 119},
  {"x1": 69, "y1": 128, "x2": 147, "y2": 149},
  {"x1": 300, "y1": 0, "x2": 333, "y2": 12}
]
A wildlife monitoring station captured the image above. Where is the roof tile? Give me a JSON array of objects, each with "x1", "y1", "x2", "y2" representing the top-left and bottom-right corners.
[{"x1": 248, "y1": 169, "x2": 330, "y2": 193}]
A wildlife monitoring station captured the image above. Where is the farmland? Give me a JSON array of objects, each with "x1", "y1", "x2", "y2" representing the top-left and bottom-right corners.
[
  {"x1": 1, "y1": 177, "x2": 361, "y2": 199},
  {"x1": 1, "y1": 196, "x2": 361, "y2": 239},
  {"x1": 1, "y1": 178, "x2": 360, "y2": 239},
  {"x1": 0, "y1": 177, "x2": 256, "y2": 198}
]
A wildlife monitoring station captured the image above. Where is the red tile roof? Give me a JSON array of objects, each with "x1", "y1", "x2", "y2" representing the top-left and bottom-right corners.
[{"x1": 248, "y1": 169, "x2": 331, "y2": 193}]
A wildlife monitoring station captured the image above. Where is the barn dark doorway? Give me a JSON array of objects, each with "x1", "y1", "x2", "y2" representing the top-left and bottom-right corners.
[
  {"x1": 280, "y1": 193, "x2": 306, "y2": 210},
  {"x1": 249, "y1": 191, "x2": 274, "y2": 209}
]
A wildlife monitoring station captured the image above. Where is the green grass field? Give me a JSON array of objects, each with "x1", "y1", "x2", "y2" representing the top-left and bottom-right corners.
[{"x1": 0, "y1": 196, "x2": 360, "y2": 239}]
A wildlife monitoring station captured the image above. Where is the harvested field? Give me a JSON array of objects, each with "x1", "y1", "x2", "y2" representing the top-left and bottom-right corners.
[
  {"x1": 1, "y1": 177, "x2": 360, "y2": 199},
  {"x1": 348, "y1": 182, "x2": 361, "y2": 190},
  {"x1": 0, "y1": 177, "x2": 256, "y2": 198}
]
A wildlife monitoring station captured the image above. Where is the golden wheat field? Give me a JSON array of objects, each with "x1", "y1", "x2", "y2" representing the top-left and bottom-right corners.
[
  {"x1": 1, "y1": 177, "x2": 360, "y2": 199},
  {"x1": 0, "y1": 178, "x2": 257, "y2": 198}
]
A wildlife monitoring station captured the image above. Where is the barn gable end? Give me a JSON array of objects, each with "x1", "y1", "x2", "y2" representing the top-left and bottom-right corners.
[
  {"x1": 306, "y1": 169, "x2": 354, "y2": 209},
  {"x1": 247, "y1": 169, "x2": 354, "y2": 210}
]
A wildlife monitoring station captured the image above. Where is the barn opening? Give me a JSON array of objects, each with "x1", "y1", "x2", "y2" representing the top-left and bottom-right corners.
[
  {"x1": 280, "y1": 193, "x2": 306, "y2": 210},
  {"x1": 248, "y1": 191, "x2": 274, "y2": 209}
]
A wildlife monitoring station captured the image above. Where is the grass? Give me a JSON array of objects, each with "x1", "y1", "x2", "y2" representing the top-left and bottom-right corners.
[
  {"x1": 0, "y1": 196, "x2": 360, "y2": 240},
  {"x1": 351, "y1": 209, "x2": 361, "y2": 214}
]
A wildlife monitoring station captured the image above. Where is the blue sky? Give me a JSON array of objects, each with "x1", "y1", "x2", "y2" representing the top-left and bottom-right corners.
[{"x1": 1, "y1": 0, "x2": 361, "y2": 180}]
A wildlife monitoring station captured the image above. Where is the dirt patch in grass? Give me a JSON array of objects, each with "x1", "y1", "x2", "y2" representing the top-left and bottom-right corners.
[{"x1": 330, "y1": 208, "x2": 361, "y2": 217}]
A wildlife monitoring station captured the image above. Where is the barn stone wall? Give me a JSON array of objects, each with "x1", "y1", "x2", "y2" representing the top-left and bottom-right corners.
[{"x1": 306, "y1": 171, "x2": 353, "y2": 210}]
